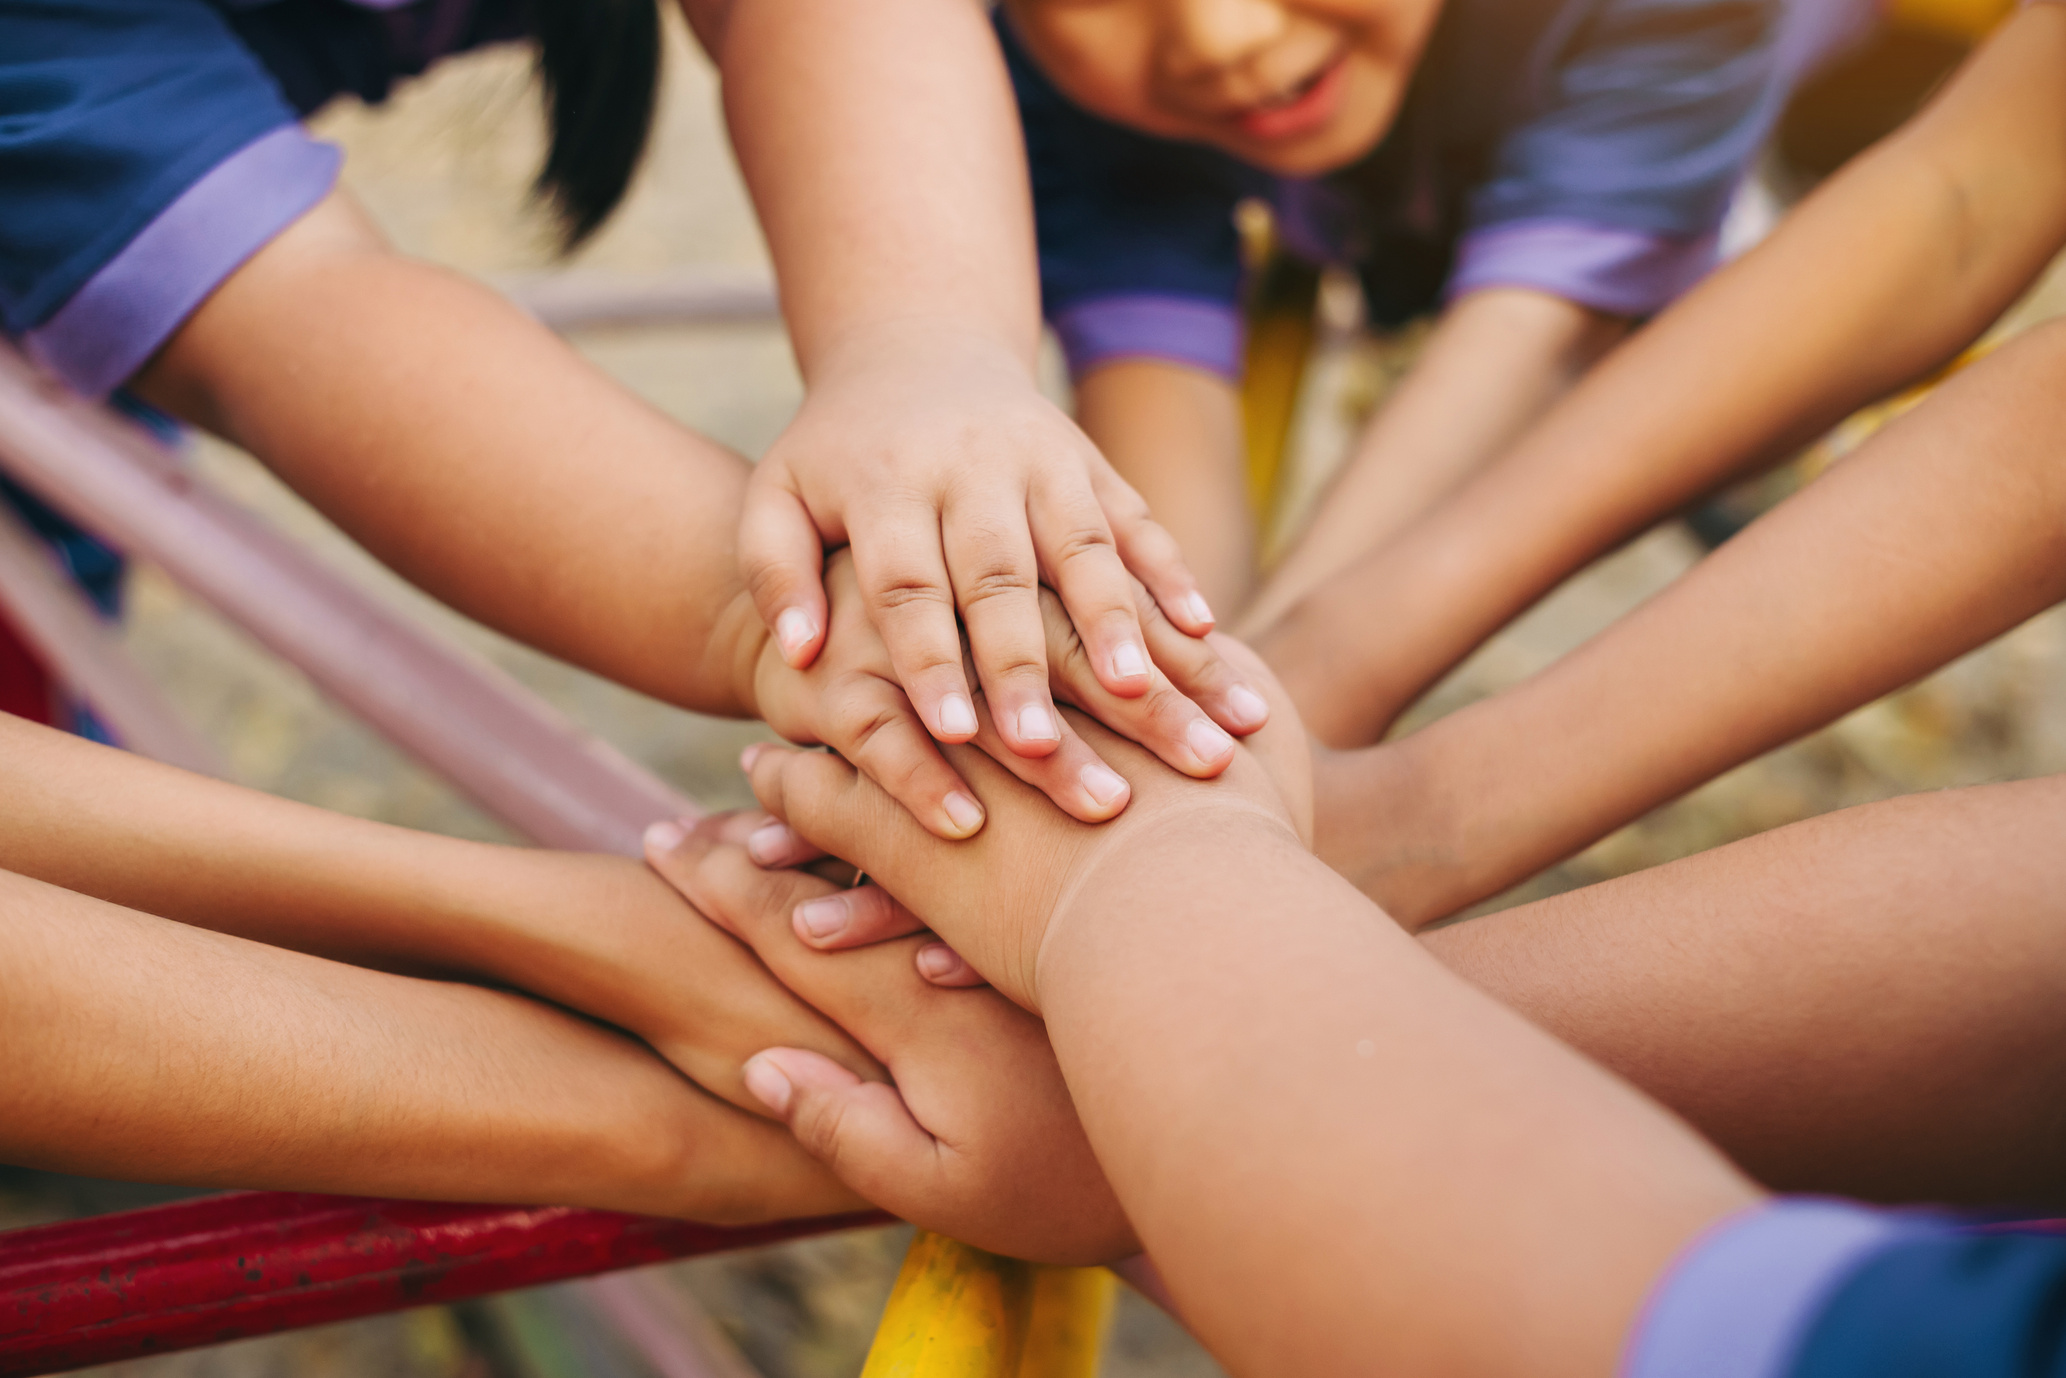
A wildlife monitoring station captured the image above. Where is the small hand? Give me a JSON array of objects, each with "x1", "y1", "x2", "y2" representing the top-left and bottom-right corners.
[
  {"x1": 742, "y1": 639, "x2": 1312, "y2": 1008},
  {"x1": 738, "y1": 327, "x2": 1216, "y2": 760},
  {"x1": 752, "y1": 549, "x2": 1270, "y2": 839},
  {"x1": 644, "y1": 815, "x2": 1138, "y2": 1265}
]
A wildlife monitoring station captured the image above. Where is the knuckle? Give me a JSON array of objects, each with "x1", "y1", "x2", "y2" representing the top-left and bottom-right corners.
[
  {"x1": 957, "y1": 565, "x2": 1039, "y2": 610},
  {"x1": 1046, "y1": 524, "x2": 1118, "y2": 572}
]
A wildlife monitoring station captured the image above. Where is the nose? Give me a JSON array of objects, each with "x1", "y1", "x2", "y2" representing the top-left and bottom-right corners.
[{"x1": 1164, "y1": 0, "x2": 1289, "y2": 76}]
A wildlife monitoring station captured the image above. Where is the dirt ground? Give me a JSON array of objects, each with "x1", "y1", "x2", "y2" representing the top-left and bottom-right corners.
[{"x1": 10, "y1": 16, "x2": 2066, "y2": 1378}]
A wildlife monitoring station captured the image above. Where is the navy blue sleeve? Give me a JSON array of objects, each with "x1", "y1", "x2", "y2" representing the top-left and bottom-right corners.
[
  {"x1": 1787, "y1": 1227, "x2": 2066, "y2": 1378},
  {"x1": 1001, "y1": 16, "x2": 1260, "y2": 380},
  {"x1": 1, "y1": 0, "x2": 341, "y2": 397}
]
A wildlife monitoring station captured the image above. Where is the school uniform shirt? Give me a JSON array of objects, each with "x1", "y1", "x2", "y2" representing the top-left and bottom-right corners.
[
  {"x1": 1006, "y1": 0, "x2": 1878, "y2": 383},
  {"x1": 0, "y1": 0, "x2": 524, "y2": 399},
  {"x1": 1623, "y1": 1198, "x2": 2066, "y2": 1377}
]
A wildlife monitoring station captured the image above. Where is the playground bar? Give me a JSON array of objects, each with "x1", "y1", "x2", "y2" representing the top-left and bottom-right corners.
[{"x1": 0, "y1": 1191, "x2": 886, "y2": 1377}]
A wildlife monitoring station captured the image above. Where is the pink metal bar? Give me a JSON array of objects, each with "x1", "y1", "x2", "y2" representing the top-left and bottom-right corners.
[
  {"x1": 0, "y1": 344, "x2": 695, "y2": 855},
  {"x1": 501, "y1": 269, "x2": 779, "y2": 333},
  {"x1": 0, "y1": 499, "x2": 223, "y2": 776}
]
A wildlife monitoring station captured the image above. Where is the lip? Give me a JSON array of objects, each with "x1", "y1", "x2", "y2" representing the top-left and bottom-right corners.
[{"x1": 1234, "y1": 53, "x2": 1348, "y2": 143}]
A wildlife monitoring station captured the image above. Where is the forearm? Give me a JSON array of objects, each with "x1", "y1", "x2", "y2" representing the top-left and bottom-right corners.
[
  {"x1": 1327, "y1": 318, "x2": 2066, "y2": 922},
  {"x1": 1424, "y1": 775, "x2": 2066, "y2": 1207},
  {"x1": 1241, "y1": 288, "x2": 1622, "y2": 633},
  {"x1": 705, "y1": 0, "x2": 1040, "y2": 376},
  {"x1": 0, "y1": 867, "x2": 853, "y2": 1221},
  {"x1": 1036, "y1": 812, "x2": 1753, "y2": 1377},
  {"x1": 1266, "y1": 8, "x2": 2066, "y2": 745},
  {"x1": 0, "y1": 715, "x2": 877, "y2": 1103},
  {"x1": 132, "y1": 193, "x2": 767, "y2": 718},
  {"x1": 1073, "y1": 361, "x2": 1252, "y2": 614}
]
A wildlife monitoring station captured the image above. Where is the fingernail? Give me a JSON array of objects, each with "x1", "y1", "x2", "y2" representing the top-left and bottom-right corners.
[
  {"x1": 1017, "y1": 702, "x2": 1060, "y2": 743},
  {"x1": 740, "y1": 743, "x2": 768, "y2": 774},
  {"x1": 1183, "y1": 592, "x2": 1215, "y2": 628},
  {"x1": 943, "y1": 790, "x2": 985, "y2": 835},
  {"x1": 1111, "y1": 641, "x2": 1149, "y2": 682},
  {"x1": 938, "y1": 694, "x2": 978, "y2": 738},
  {"x1": 915, "y1": 944, "x2": 963, "y2": 981},
  {"x1": 748, "y1": 820, "x2": 796, "y2": 865},
  {"x1": 1226, "y1": 684, "x2": 1270, "y2": 730},
  {"x1": 795, "y1": 895, "x2": 849, "y2": 940},
  {"x1": 642, "y1": 819, "x2": 686, "y2": 855},
  {"x1": 775, "y1": 608, "x2": 817, "y2": 663},
  {"x1": 1187, "y1": 717, "x2": 1236, "y2": 765},
  {"x1": 1079, "y1": 761, "x2": 1128, "y2": 808},
  {"x1": 742, "y1": 1055, "x2": 793, "y2": 1116}
]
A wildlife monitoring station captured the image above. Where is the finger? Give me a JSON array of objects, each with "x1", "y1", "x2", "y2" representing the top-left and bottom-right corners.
[
  {"x1": 793, "y1": 883, "x2": 929, "y2": 950},
  {"x1": 819, "y1": 674, "x2": 987, "y2": 839},
  {"x1": 1138, "y1": 590, "x2": 1272, "y2": 735},
  {"x1": 743, "y1": 1048, "x2": 951, "y2": 1214},
  {"x1": 1038, "y1": 590, "x2": 1238, "y2": 779},
  {"x1": 1027, "y1": 471, "x2": 1154, "y2": 700},
  {"x1": 968, "y1": 702, "x2": 1135, "y2": 821},
  {"x1": 739, "y1": 476, "x2": 830, "y2": 670},
  {"x1": 942, "y1": 493, "x2": 1063, "y2": 760},
  {"x1": 849, "y1": 499, "x2": 979, "y2": 744},
  {"x1": 915, "y1": 941, "x2": 988, "y2": 987},
  {"x1": 1088, "y1": 463, "x2": 1216, "y2": 636}
]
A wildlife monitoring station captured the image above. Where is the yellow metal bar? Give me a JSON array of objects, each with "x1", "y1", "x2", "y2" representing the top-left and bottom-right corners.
[
  {"x1": 858, "y1": 1233, "x2": 1114, "y2": 1378},
  {"x1": 1241, "y1": 255, "x2": 1322, "y2": 523}
]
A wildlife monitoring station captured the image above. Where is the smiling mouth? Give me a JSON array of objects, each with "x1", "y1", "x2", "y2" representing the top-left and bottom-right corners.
[{"x1": 1234, "y1": 53, "x2": 1348, "y2": 142}]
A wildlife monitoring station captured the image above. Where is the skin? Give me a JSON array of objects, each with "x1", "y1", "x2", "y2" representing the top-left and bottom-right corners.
[
  {"x1": 1253, "y1": 3, "x2": 2066, "y2": 745},
  {"x1": 1005, "y1": 0, "x2": 1628, "y2": 618},
  {"x1": 733, "y1": 709, "x2": 1756, "y2": 1378},
  {"x1": 129, "y1": 192, "x2": 1265, "y2": 839},
  {"x1": 686, "y1": 0, "x2": 1220, "y2": 762}
]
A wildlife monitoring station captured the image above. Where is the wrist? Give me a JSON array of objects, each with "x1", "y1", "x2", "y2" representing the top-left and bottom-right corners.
[
  {"x1": 804, "y1": 315, "x2": 1037, "y2": 390},
  {"x1": 712, "y1": 585, "x2": 774, "y2": 721}
]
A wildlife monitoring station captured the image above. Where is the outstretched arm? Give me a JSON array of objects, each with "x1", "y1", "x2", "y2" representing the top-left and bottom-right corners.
[
  {"x1": 0, "y1": 864, "x2": 857, "y2": 1221},
  {"x1": 1257, "y1": 2, "x2": 2066, "y2": 745},
  {"x1": 1242, "y1": 287, "x2": 1624, "y2": 630},
  {"x1": 0, "y1": 711, "x2": 881, "y2": 1113}
]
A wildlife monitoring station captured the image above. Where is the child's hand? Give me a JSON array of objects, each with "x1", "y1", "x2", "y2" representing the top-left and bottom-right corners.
[
  {"x1": 739, "y1": 329, "x2": 1217, "y2": 760},
  {"x1": 742, "y1": 639, "x2": 1311, "y2": 1009},
  {"x1": 644, "y1": 814, "x2": 1137, "y2": 1265},
  {"x1": 751, "y1": 548, "x2": 1269, "y2": 839}
]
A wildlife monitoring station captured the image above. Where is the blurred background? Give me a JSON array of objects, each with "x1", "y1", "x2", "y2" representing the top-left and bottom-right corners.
[{"x1": 5, "y1": 7, "x2": 2065, "y2": 1375}]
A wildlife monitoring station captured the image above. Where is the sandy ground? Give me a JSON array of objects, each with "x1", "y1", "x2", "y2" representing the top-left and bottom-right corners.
[{"x1": 10, "y1": 16, "x2": 2066, "y2": 1377}]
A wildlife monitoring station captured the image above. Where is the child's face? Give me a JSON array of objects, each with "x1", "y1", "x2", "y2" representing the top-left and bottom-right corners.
[{"x1": 1004, "y1": 0, "x2": 1443, "y2": 176}]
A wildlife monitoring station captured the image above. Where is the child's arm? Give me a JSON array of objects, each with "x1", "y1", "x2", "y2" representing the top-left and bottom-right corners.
[
  {"x1": 129, "y1": 190, "x2": 1265, "y2": 837},
  {"x1": 683, "y1": 0, "x2": 1218, "y2": 763},
  {"x1": 0, "y1": 712, "x2": 882, "y2": 1113},
  {"x1": 0, "y1": 864, "x2": 857, "y2": 1221},
  {"x1": 736, "y1": 705, "x2": 1755, "y2": 1378},
  {"x1": 1315, "y1": 313, "x2": 2066, "y2": 926},
  {"x1": 1252, "y1": 3, "x2": 2066, "y2": 745},
  {"x1": 1241, "y1": 287, "x2": 1624, "y2": 629}
]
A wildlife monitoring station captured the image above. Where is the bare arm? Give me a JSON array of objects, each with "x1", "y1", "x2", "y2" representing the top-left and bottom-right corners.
[
  {"x1": 0, "y1": 712, "x2": 883, "y2": 1113},
  {"x1": 131, "y1": 190, "x2": 768, "y2": 719},
  {"x1": 1073, "y1": 360, "x2": 1253, "y2": 614},
  {"x1": 0, "y1": 865, "x2": 857, "y2": 1221},
  {"x1": 1259, "y1": 5, "x2": 2066, "y2": 745},
  {"x1": 1241, "y1": 287, "x2": 1623, "y2": 631},
  {"x1": 738, "y1": 699, "x2": 1754, "y2": 1378}
]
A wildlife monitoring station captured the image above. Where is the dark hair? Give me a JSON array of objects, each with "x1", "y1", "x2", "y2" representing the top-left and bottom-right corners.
[{"x1": 525, "y1": 0, "x2": 663, "y2": 247}]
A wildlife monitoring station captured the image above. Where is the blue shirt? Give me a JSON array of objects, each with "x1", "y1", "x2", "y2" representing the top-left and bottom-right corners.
[
  {"x1": 0, "y1": 0, "x2": 522, "y2": 398},
  {"x1": 1625, "y1": 1199, "x2": 2066, "y2": 1377},
  {"x1": 1008, "y1": 0, "x2": 1876, "y2": 381}
]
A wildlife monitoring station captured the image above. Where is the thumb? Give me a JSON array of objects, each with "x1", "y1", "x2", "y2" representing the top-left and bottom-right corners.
[
  {"x1": 742, "y1": 1048, "x2": 947, "y2": 1211},
  {"x1": 740, "y1": 475, "x2": 830, "y2": 669}
]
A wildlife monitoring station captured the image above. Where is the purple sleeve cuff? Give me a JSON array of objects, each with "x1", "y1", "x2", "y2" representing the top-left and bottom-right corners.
[
  {"x1": 1622, "y1": 1199, "x2": 1953, "y2": 1378},
  {"x1": 1050, "y1": 294, "x2": 1245, "y2": 381},
  {"x1": 23, "y1": 125, "x2": 341, "y2": 399},
  {"x1": 1447, "y1": 219, "x2": 1720, "y2": 318}
]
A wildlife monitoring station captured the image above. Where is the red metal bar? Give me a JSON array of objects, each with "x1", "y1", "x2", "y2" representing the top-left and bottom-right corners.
[
  {"x1": 499, "y1": 269, "x2": 778, "y2": 333},
  {"x1": 0, "y1": 1192, "x2": 887, "y2": 1377}
]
